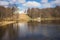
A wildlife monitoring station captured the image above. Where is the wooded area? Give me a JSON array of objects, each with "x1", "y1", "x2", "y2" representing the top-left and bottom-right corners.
[{"x1": 27, "y1": 6, "x2": 60, "y2": 18}]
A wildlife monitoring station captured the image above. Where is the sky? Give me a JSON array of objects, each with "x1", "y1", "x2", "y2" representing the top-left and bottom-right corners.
[{"x1": 0, "y1": 0, "x2": 60, "y2": 11}]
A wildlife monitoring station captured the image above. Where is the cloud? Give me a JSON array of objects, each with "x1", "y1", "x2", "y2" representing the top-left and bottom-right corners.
[
  {"x1": 42, "y1": 3, "x2": 54, "y2": 8},
  {"x1": 1, "y1": 0, "x2": 26, "y2": 4},
  {"x1": 0, "y1": 0, "x2": 60, "y2": 9},
  {"x1": 0, "y1": 1, "x2": 9, "y2": 6},
  {"x1": 40, "y1": 0, "x2": 60, "y2": 8},
  {"x1": 10, "y1": 0, "x2": 26, "y2": 4},
  {"x1": 48, "y1": 0, "x2": 60, "y2": 6},
  {"x1": 41, "y1": 0, "x2": 48, "y2": 3},
  {"x1": 18, "y1": 0, "x2": 26, "y2": 3},
  {"x1": 23, "y1": 1, "x2": 41, "y2": 8},
  {"x1": 54, "y1": 0, "x2": 60, "y2": 6},
  {"x1": 11, "y1": 0, "x2": 17, "y2": 2}
]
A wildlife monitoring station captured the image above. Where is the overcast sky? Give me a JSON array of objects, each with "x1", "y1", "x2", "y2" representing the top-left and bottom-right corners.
[{"x1": 0, "y1": 0, "x2": 60, "y2": 11}]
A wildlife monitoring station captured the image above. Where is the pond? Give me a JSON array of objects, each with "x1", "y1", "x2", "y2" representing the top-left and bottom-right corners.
[{"x1": 0, "y1": 21, "x2": 60, "y2": 40}]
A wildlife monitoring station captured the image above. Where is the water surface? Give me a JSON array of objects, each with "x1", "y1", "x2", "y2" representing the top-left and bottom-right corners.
[{"x1": 0, "y1": 21, "x2": 60, "y2": 40}]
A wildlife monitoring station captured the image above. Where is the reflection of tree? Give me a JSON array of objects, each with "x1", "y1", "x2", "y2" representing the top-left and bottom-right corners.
[{"x1": 28, "y1": 21, "x2": 41, "y2": 34}]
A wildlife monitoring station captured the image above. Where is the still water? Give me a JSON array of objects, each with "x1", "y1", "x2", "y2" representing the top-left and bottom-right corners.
[{"x1": 0, "y1": 21, "x2": 60, "y2": 40}]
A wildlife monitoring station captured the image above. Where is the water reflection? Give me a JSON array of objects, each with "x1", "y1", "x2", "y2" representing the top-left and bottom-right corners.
[
  {"x1": 18, "y1": 23, "x2": 29, "y2": 37},
  {"x1": 0, "y1": 21, "x2": 60, "y2": 40},
  {"x1": 17, "y1": 22, "x2": 60, "y2": 40}
]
